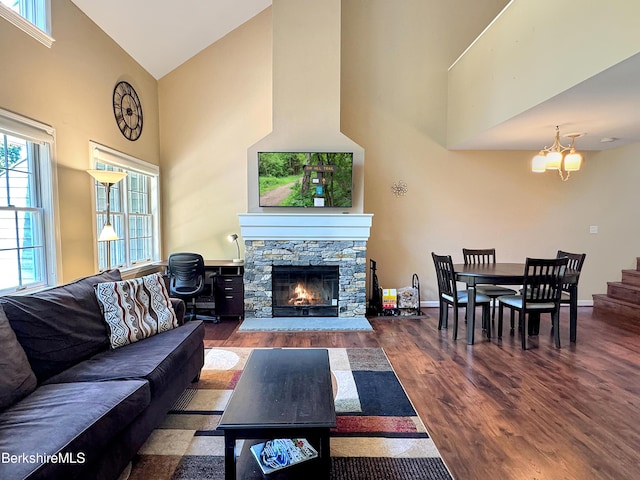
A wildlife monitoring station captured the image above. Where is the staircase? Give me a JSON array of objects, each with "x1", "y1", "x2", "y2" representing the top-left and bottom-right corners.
[{"x1": 593, "y1": 257, "x2": 640, "y2": 319}]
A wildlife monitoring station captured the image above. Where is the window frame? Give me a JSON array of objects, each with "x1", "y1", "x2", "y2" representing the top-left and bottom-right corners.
[
  {"x1": 89, "y1": 142, "x2": 161, "y2": 273},
  {"x1": 0, "y1": 0, "x2": 54, "y2": 48},
  {"x1": 0, "y1": 107, "x2": 60, "y2": 294}
]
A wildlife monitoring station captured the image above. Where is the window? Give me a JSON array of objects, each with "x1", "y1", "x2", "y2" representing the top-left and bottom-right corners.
[
  {"x1": 0, "y1": 108, "x2": 58, "y2": 294},
  {"x1": 0, "y1": 0, "x2": 53, "y2": 47},
  {"x1": 90, "y1": 142, "x2": 160, "y2": 271}
]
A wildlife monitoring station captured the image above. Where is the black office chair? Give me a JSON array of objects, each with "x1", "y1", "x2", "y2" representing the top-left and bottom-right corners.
[
  {"x1": 497, "y1": 257, "x2": 568, "y2": 349},
  {"x1": 462, "y1": 248, "x2": 518, "y2": 321},
  {"x1": 168, "y1": 253, "x2": 205, "y2": 320},
  {"x1": 432, "y1": 252, "x2": 491, "y2": 341}
]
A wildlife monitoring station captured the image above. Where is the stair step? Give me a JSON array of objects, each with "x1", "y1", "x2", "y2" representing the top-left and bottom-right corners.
[
  {"x1": 621, "y1": 269, "x2": 640, "y2": 287},
  {"x1": 607, "y1": 282, "x2": 640, "y2": 304},
  {"x1": 593, "y1": 294, "x2": 640, "y2": 320}
]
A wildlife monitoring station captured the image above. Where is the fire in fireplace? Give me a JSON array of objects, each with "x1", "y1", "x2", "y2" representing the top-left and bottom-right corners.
[
  {"x1": 272, "y1": 265, "x2": 339, "y2": 317},
  {"x1": 289, "y1": 282, "x2": 323, "y2": 305}
]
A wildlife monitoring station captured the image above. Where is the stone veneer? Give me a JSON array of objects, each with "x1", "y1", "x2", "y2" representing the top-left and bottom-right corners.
[{"x1": 243, "y1": 240, "x2": 367, "y2": 318}]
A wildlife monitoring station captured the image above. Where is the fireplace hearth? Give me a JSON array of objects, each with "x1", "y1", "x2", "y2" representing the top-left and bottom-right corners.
[{"x1": 272, "y1": 266, "x2": 339, "y2": 317}]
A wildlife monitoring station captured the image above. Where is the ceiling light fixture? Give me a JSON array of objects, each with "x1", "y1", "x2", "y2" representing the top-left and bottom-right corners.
[{"x1": 531, "y1": 126, "x2": 583, "y2": 181}]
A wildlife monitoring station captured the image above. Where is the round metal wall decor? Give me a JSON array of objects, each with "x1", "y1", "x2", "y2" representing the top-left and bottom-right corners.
[{"x1": 391, "y1": 180, "x2": 408, "y2": 197}]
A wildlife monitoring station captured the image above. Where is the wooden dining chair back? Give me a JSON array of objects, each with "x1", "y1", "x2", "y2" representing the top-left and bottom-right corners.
[
  {"x1": 432, "y1": 252, "x2": 491, "y2": 341},
  {"x1": 462, "y1": 248, "x2": 497, "y2": 265},
  {"x1": 497, "y1": 257, "x2": 568, "y2": 349},
  {"x1": 556, "y1": 250, "x2": 586, "y2": 298},
  {"x1": 462, "y1": 248, "x2": 517, "y2": 320}
]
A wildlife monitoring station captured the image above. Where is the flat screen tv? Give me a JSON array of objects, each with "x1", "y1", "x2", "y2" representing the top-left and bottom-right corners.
[{"x1": 258, "y1": 152, "x2": 353, "y2": 208}]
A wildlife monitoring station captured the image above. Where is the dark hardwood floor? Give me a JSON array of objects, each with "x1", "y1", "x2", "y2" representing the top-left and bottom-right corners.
[{"x1": 203, "y1": 307, "x2": 640, "y2": 480}]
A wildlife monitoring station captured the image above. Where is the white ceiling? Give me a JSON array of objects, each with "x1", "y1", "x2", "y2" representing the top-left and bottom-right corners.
[
  {"x1": 70, "y1": 0, "x2": 271, "y2": 79},
  {"x1": 70, "y1": 0, "x2": 640, "y2": 152},
  {"x1": 451, "y1": 53, "x2": 640, "y2": 152}
]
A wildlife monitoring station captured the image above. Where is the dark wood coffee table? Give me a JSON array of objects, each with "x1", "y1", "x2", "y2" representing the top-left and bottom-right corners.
[{"x1": 217, "y1": 348, "x2": 336, "y2": 480}]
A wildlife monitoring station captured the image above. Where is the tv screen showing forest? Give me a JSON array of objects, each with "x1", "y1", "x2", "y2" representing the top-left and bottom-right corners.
[{"x1": 258, "y1": 152, "x2": 353, "y2": 207}]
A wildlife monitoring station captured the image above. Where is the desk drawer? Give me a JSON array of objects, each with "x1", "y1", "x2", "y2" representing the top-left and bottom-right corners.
[
  {"x1": 217, "y1": 275, "x2": 243, "y2": 290},
  {"x1": 214, "y1": 275, "x2": 244, "y2": 317}
]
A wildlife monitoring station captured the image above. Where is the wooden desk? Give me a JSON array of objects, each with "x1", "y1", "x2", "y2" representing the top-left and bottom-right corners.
[
  {"x1": 454, "y1": 263, "x2": 579, "y2": 345},
  {"x1": 157, "y1": 260, "x2": 244, "y2": 320},
  {"x1": 217, "y1": 349, "x2": 336, "y2": 479}
]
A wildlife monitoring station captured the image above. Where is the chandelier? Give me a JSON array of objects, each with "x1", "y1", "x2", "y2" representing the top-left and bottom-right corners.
[{"x1": 531, "y1": 126, "x2": 583, "y2": 181}]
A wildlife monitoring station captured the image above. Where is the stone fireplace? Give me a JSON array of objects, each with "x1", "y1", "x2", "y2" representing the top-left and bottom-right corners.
[{"x1": 239, "y1": 213, "x2": 372, "y2": 319}]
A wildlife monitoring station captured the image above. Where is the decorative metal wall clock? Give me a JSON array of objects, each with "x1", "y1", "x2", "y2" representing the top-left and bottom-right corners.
[{"x1": 112, "y1": 81, "x2": 143, "y2": 141}]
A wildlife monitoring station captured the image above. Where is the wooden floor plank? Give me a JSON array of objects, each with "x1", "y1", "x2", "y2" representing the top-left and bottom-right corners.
[{"x1": 204, "y1": 307, "x2": 639, "y2": 480}]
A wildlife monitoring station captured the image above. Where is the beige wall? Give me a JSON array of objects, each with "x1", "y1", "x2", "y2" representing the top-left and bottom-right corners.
[
  {"x1": 159, "y1": 0, "x2": 640, "y2": 304},
  {"x1": 0, "y1": 0, "x2": 159, "y2": 283},
  {"x1": 158, "y1": 9, "x2": 272, "y2": 259}
]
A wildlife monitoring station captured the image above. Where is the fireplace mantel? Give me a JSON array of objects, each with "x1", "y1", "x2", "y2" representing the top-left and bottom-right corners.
[{"x1": 238, "y1": 213, "x2": 373, "y2": 241}]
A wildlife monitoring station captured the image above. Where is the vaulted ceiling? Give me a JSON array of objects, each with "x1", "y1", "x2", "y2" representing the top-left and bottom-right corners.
[{"x1": 70, "y1": 0, "x2": 640, "y2": 152}]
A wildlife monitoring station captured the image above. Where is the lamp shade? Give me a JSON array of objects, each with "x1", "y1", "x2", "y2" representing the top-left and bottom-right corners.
[
  {"x1": 531, "y1": 153, "x2": 547, "y2": 173},
  {"x1": 98, "y1": 224, "x2": 119, "y2": 241},
  {"x1": 87, "y1": 169, "x2": 127, "y2": 184},
  {"x1": 563, "y1": 151, "x2": 582, "y2": 172},
  {"x1": 545, "y1": 151, "x2": 562, "y2": 170}
]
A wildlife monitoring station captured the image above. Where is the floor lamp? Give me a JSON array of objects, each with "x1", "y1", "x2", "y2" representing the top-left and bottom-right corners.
[{"x1": 87, "y1": 169, "x2": 127, "y2": 269}]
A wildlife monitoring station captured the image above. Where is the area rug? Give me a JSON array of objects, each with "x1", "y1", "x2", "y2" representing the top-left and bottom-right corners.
[
  {"x1": 128, "y1": 347, "x2": 453, "y2": 480},
  {"x1": 237, "y1": 316, "x2": 374, "y2": 332}
]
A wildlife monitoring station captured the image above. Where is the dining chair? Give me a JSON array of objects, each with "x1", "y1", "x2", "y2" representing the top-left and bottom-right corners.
[
  {"x1": 462, "y1": 248, "x2": 517, "y2": 321},
  {"x1": 556, "y1": 250, "x2": 586, "y2": 304},
  {"x1": 556, "y1": 250, "x2": 586, "y2": 341},
  {"x1": 497, "y1": 257, "x2": 568, "y2": 349},
  {"x1": 432, "y1": 252, "x2": 491, "y2": 341}
]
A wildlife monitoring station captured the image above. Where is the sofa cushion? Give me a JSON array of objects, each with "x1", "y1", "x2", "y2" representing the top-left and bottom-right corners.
[
  {"x1": 0, "y1": 270, "x2": 121, "y2": 383},
  {"x1": 43, "y1": 320, "x2": 204, "y2": 398},
  {"x1": 171, "y1": 297, "x2": 186, "y2": 325},
  {"x1": 95, "y1": 272, "x2": 179, "y2": 349},
  {"x1": 0, "y1": 379, "x2": 149, "y2": 480},
  {"x1": 0, "y1": 305, "x2": 37, "y2": 411}
]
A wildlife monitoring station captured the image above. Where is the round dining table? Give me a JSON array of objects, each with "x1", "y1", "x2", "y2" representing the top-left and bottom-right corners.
[{"x1": 453, "y1": 263, "x2": 579, "y2": 345}]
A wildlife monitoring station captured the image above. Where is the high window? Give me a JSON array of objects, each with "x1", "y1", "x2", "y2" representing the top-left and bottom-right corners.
[
  {"x1": 0, "y1": 108, "x2": 58, "y2": 294},
  {"x1": 0, "y1": 0, "x2": 53, "y2": 47},
  {"x1": 90, "y1": 142, "x2": 160, "y2": 271}
]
